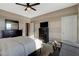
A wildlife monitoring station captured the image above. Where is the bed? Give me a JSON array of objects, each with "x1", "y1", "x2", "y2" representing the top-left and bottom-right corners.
[{"x1": 0, "y1": 36, "x2": 42, "y2": 56}]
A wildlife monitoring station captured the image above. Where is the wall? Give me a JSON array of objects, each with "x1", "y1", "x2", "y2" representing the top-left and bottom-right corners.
[
  {"x1": 77, "y1": 4, "x2": 79, "y2": 43},
  {"x1": 0, "y1": 9, "x2": 30, "y2": 36},
  {"x1": 31, "y1": 5, "x2": 78, "y2": 42},
  {"x1": 49, "y1": 18, "x2": 61, "y2": 42},
  {"x1": 29, "y1": 23, "x2": 35, "y2": 38},
  {"x1": 0, "y1": 17, "x2": 5, "y2": 31}
]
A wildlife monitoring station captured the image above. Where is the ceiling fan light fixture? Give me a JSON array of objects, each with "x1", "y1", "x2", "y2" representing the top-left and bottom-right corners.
[{"x1": 27, "y1": 7, "x2": 31, "y2": 10}]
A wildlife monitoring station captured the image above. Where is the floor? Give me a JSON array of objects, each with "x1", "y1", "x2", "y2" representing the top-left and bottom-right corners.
[
  {"x1": 59, "y1": 43, "x2": 79, "y2": 56},
  {"x1": 29, "y1": 46, "x2": 61, "y2": 56},
  {"x1": 29, "y1": 42, "x2": 79, "y2": 56}
]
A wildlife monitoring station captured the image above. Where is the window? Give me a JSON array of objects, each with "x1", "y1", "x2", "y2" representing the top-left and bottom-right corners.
[{"x1": 6, "y1": 23, "x2": 11, "y2": 30}]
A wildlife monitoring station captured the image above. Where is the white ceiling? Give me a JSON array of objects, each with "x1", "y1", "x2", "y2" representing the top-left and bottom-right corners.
[{"x1": 0, "y1": 3, "x2": 77, "y2": 19}]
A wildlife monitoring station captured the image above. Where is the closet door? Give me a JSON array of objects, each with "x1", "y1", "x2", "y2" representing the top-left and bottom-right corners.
[{"x1": 61, "y1": 15, "x2": 77, "y2": 43}]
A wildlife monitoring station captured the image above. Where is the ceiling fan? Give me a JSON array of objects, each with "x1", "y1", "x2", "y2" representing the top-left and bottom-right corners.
[{"x1": 16, "y1": 3, "x2": 40, "y2": 11}]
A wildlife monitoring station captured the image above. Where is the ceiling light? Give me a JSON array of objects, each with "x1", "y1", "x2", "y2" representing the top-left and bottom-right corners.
[{"x1": 27, "y1": 7, "x2": 31, "y2": 10}]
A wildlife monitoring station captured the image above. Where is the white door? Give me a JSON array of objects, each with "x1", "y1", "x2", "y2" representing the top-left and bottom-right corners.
[{"x1": 61, "y1": 15, "x2": 77, "y2": 43}]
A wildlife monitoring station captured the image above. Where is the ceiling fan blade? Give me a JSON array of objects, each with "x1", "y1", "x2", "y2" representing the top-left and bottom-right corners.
[
  {"x1": 25, "y1": 8, "x2": 27, "y2": 11},
  {"x1": 16, "y1": 3, "x2": 26, "y2": 7},
  {"x1": 30, "y1": 3, "x2": 40, "y2": 6},
  {"x1": 30, "y1": 7, "x2": 36, "y2": 11}
]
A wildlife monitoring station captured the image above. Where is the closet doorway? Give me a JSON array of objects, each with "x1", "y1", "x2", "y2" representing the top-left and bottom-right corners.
[
  {"x1": 61, "y1": 15, "x2": 77, "y2": 43},
  {"x1": 26, "y1": 23, "x2": 30, "y2": 36}
]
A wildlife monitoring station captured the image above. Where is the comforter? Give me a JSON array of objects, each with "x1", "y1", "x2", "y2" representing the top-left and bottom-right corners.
[{"x1": 0, "y1": 36, "x2": 42, "y2": 56}]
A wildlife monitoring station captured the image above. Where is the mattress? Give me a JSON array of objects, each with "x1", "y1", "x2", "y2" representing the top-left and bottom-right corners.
[{"x1": 0, "y1": 36, "x2": 42, "y2": 56}]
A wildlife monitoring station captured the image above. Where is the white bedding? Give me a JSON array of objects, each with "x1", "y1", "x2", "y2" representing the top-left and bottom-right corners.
[{"x1": 0, "y1": 36, "x2": 42, "y2": 56}]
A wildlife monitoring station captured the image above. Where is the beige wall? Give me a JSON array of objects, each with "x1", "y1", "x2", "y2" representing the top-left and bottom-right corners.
[
  {"x1": 77, "y1": 4, "x2": 79, "y2": 43},
  {"x1": 31, "y1": 5, "x2": 78, "y2": 42},
  {"x1": 0, "y1": 9, "x2": 30, "y2": 36},
  {"x1": 49, "y1": 18, "x2": 61, "y2": 42},
  {"x1": 29, "y1": 23, "x2": 34, "y2": 37},
  {"x1": 0, "y1": 17, "x2": 5, "y2": 31}
]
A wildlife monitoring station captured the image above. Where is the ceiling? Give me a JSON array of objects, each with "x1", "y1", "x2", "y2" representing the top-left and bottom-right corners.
[{"x1": 0, "y1": 3, "x2": 77, "y2": 19}]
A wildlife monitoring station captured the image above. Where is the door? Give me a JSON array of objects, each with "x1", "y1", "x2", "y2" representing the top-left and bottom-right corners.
[
  {"x1": 26, "y1": 23, "x2": 30, "y2": 36},
  {"x1": 61, "y1": 15, "x2": 77, "y2": 43}
]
